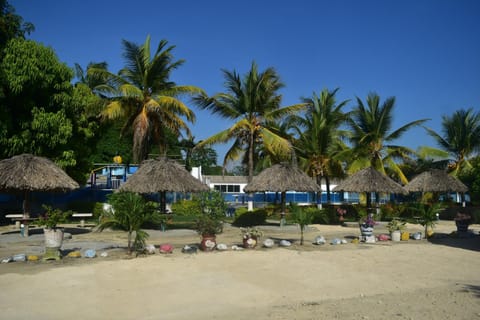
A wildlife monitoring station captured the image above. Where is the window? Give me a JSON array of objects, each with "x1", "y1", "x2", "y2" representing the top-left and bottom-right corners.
[{"x1": 213, "y1": 184, "x2": 240, "y2": 193}]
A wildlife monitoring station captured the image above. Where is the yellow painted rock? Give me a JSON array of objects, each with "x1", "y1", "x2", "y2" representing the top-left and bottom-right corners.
[
  {"x1": 67, "y1": 251, "x2": 82, "y2": 258},
  {"x1": 27, "y1": 255, "x2": 39, "y2": 261},
  {"x1": 351, "y1": 238, "x2": 360, "y2": 244},
  {"x1": 401, "y1": 232, "x2": 410, "y2": 241}
]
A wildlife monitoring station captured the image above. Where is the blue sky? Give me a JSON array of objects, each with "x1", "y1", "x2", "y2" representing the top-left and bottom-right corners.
[{"x1": 11, "y1": 0, "x2": 480, "y2": 164}]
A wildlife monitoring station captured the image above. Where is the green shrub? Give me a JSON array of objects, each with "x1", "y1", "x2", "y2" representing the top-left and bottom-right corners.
[
  {"x1": 171, "y1": 199, "x2": 201, "y2": 216},
  {"x1": 232, "y1": 208, "x2": 267, "y2": 227},
  {"x1": 307, "y1": 207, "x2": 330, "y2": 224}
]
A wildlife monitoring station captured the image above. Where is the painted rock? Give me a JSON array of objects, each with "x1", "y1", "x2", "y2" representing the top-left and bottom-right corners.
[{"x1": 263, "y1": 238, "x2": 275, "y2": 248}]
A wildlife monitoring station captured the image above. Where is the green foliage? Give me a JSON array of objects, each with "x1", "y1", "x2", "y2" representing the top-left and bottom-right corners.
[
  {"x1": 171, "y1": 199, "x2": 202, "y2": 216},
  {"x1": 232, "y1": 208, "x2": 268, "y2": 227},
  {"x1": 189, "y1": 190, "x2": 226, "y2": 236},
  {"x1": 98, "y1": 192, "x2": 159, "y2": 254},
  {"x1": 458, "y1": 156, "x2": 480, "y2": 205},
  {"x1": 195, "y1": 215, "x2": 223, "y2": 236},
  {"x1": 0, "y1": 1, "x2": 34, "y2": 49},
  {"x1": 290, "y1": 203, "x2": 314, "y2": 245},
  {"x1": 409, "y1": 202, "x2": 445, "y2": 238},
  {"x1": 37, "y1": 205, "x2": 72, "y2": 229},
  {"x1": 0, "y1": 38, "x2": 101, "y2": 183},
  {"x1": 386, "y1": 219, "x2": 406, "y2": 233},
  {"x1": 345, "y1": 93, "x2": 427, "y2": 185},
  {"x1": 194, "y1": 61, "x2": 305, "y2": 180},
  {"x1": 92, "y1": 36, "x2": 202, "y2": 162},
  {"x1": 196, "y1": 190, "x2": 227, "y2": 219},
  {"x1": 307, "y1": 207, "x2": 331, "y2": 224}
]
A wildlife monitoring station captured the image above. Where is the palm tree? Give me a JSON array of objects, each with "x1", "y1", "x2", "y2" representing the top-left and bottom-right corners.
[
  {"x1": 74, "y1": 62, "x2": 109, "y2": 91},
  {"x1": 98, "y1": 192, "x2": 159, "y2": 254},
  {"x1": 420, "y1": 108, "x2": 480, "y2": 176},
  {"x1": 289, "y1": 88, "x2": 349, "y2": 203},
  {"x1": 194, "y1": 61, "x2": 305, "y2": 182},
  {"x1": 89, "y1": 35, "x2": 203, "y2": 163},
  {"x1": 345, "y1": 93, "x2": 428, "y2": 184}
]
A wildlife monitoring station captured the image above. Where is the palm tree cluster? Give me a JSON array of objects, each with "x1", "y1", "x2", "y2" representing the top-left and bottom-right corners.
[{"x1": 77, "y1": 36, "x2": 480, "y2": 203}]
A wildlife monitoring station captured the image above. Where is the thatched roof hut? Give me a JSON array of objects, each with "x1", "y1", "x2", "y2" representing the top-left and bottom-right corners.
[
  {"x1": 332, "y1": 167, "x2": 407, "y2": 208},
  {"x1": 119, "y1": 157, "x2": 208, "y2": 193},
  {"x1": 404, "y1": 169, "x2": 468, "y2": 193},
  {"x1": 244, "y1": 163, "x2": 320, "y2": 216},
  {"x1": 0, "y1": 154, "x2": 79, "y2": 193},
  {"x1": 0, "y1": 154, "x2": 79, "y2": 235},
  {"x1": 244, "y1": 163, "x2": 321, "y2": 193},
  {"x1": 119, "y1": 157, "x2": 209, "y2": 212}
]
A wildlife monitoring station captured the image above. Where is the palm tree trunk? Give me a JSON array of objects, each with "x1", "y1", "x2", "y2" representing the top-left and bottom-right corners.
[
  {"x1": 325, "y1": 175, "x2": 331, "y2": 203},
  {"x1": 247, "y1": 131, "x2": 255, "y2": 211},
  {"x1": 248, "y1": 132, "x2": 254, "y2": 183},
  {"x1": 280, "y1": 191, "x2": 286, "y2": 227},
  {"x1": 316, "y1": 175, "x2": 322, "y2": 208}
]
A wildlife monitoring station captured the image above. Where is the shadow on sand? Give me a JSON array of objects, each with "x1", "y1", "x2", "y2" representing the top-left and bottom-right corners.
[
  {"x1": 428, "y1": 232, "x2": 480, "y2": 252},
  {"x1": 1, "y1": 227, "x2": 92, "y2": 236}
]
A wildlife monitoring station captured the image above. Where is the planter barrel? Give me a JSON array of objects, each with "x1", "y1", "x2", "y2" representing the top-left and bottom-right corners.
[
  {"x1": 455, "y1": 221, "x2": 469, "y2": 232},
  {"x1": 43, "y1": 228, "x2": 64, "y2": 261},
  {"x1": 391, "y1": 230, "x2": 401, "y2": 242},
  {"x1": 243, "y1": 236, "x2": 258, "y2": 249},
  {"x1": 200, "y1": 235, "x2": 217, "y2": 251}
]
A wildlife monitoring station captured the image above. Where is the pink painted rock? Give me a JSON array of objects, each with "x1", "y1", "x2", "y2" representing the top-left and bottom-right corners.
[{"x1": 159, "y1": 244, "x2": 173, "y2": 254}]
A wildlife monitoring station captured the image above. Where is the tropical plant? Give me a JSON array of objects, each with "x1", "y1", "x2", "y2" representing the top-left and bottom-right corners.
[
  {"x1": 194, "y1": 61, "x2": 306, "y2": 181},
  {"x1": 409, "y1": 202, "x2": 444, "y2": 239},
  {"x1": 386, "y1": 219, "x2": 406, "y2": 233},
  {"x1": 0, "y1": 38, "x2": 100, "y2": 182},
  {"x1": 240, "y1": 227, "x2": 264, "y2": 239},
  {"x1": 344, "y1": 93, "x2": 428, "y2": 184},
  {"x1": 89, "y1": 35, "x2": 203, "y2": 163},
  {"x1": 0, "y1": 0, "x2": 34, "y2": 49},
  {"x1": 97, "y1": 192, "x2": 159, "y2": 254},
  {"x1": 37, "y1": 205, "x2": 72, "y2": 229},
  {"x1": 290, "y1": 203, "x2": 314, "y2": 245},
  {"x1": 420, "y1": 108, "x2": 480, "y2": 176},
  {"x1": 195, "y1": 215, "x2": 223, "y2": 236},
  {"x1": 289, "y1": 88, "x2": 349, "y2": 203}
]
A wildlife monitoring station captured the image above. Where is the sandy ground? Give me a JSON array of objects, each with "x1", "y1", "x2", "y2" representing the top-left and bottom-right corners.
[{"x1": 0, "y1": 221, "x2": 479, "y2": 320}]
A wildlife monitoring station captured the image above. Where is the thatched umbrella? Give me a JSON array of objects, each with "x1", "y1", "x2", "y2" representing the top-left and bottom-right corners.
[
  {"x1": 404, "y1": 169, "x2": 468, "y2": 193},
  {"x1": 118, "y1": 157, "x2": 209, "y2": 212},
  {"x1": 404, "y1": 169, "x2": 468, "y2": 204},
  {"x1": 0, "y1": 154, "x2": 79, "y2": 235},
  {"x1": 332, "y1": 167, "x2": 407, "y2": 208},
  {"x1": 244, "y1": 163, "x2": 321, "y2": 217}
]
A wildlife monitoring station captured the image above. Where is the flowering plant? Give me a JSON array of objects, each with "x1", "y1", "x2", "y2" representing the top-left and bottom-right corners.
[
  {"x1": 241, "y1": 227, "x2": 263, "y2": 239},
  {"x1": 336, "y1": 207, "x2": 347, "y2": 221},
  {"x1": 37, "y1": 205, "x2": 72, "y2": 229},
  {"x1": 360, "y1": 213, "x2": 376, "y2": 228}
]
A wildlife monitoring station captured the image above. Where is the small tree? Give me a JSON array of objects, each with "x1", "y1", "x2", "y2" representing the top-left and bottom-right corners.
[
  {"x1": 410, "y1": 202, "x2": 444, "y2": 239},
  {"x1": 290, "y1": 203, "x2": 314, "y2": 245},
  {"x1": 98, "y1": 192, "x2": 159, "y2": 254}
]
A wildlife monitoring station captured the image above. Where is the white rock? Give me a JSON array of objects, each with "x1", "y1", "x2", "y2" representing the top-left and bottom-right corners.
[
  {"x1": 279, "y1": 240, "x2": 291, "y2": 247},
  {"x1": 145, "y1": 244, "x2": 156, "y2": 254},
  {"x1": 313, "y1": 236, "x2": 326, "y2": 245},
  {"x1": 216, "y1": 243, "x2": 228, "y2": 251},
  {"x1": 263, "y1": 238, "x2": 275, "y2": 248}
]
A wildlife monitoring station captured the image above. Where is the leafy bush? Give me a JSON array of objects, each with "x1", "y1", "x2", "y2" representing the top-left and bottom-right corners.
[
  {"x1": 98, "y1": 192, "x2": 160, "y2": 254},
  {"x1": 232, "y1": 208, "x2": 267, "y2": 227},
  {"x1": 308, "y1": 207, "x2": 331, "y2": 224},
  {"x1": 290, "y1": 204, "x2": 314, "y2": 245},
  {"x1": 171, "y1": 199, "x2": 201, "y2": 216}
]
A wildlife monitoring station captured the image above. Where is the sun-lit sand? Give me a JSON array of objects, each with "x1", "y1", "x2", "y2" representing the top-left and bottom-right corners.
[{"x1": 0, "y1": 221, "x2": 478, "y2": 319}]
